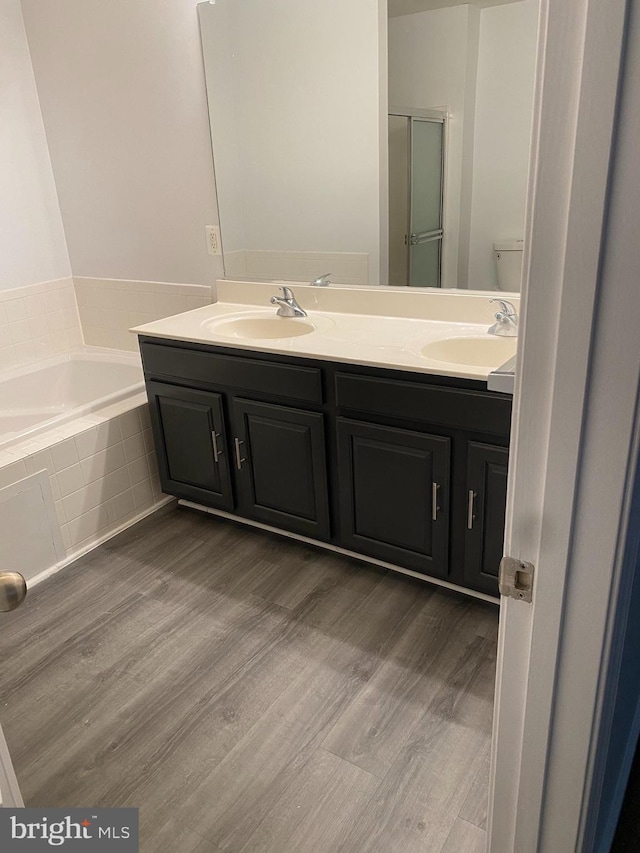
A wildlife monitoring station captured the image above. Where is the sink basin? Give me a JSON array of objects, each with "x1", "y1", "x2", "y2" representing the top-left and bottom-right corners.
[
  {"x1": 420, "y1": 336, "x2": 517, "y2": 368},
  {"x1": 207, "y1": 316, "x2": 316, "y2": 340}
]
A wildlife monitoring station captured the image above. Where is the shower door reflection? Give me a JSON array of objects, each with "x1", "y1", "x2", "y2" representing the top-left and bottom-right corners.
[{"x1": 388, "y1": 111, "x2": 446, "y2": 287}]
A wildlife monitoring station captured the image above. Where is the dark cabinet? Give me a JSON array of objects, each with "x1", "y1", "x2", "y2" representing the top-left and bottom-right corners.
[
  {"x1": 337, "y1": 418, "x2": 450, "y2": 577},
  {"x1": 141, "y1": 338, "x2": 511, "y2": 598},
  {"x1": 146, "y1": 381, "x2": 331, "y2": 539},
  {"x1": 231, "y1": 399, "x2": 330, "y2": 540},
  {"x1": 463, "y1": 442, "x2": 509, "y2": 595},
  {"x1": 146, "y1": 381, "x2": 234, "y2": 510}
]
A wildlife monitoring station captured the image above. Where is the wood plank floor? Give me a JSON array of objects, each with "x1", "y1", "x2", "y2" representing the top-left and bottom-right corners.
[{"x1": 0, "y1": 505, "x2": 498, "y2": 853}]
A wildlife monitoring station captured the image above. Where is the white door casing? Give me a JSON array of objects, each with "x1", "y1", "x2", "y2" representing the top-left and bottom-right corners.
[
  {"x1": 0, "y1": 718, "x2": 23, "y2": 808},
  {"x1": 488, "y1": 0, "x2": 635, "y2": 851}
]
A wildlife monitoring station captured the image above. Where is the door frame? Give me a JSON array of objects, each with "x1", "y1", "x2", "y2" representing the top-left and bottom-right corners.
[
  {"x1": 489, "y1": 0, "x2": 635, "y2": 851},
  {"x1": 388, "y1": 108, "x2": 448, "y2": 288},
  {"x1": 0, "y1": 723, "x2": 23, "y2": 808}
]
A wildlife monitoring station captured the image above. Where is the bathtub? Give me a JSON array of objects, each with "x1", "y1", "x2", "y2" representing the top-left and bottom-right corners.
[
  {"x1": 0, "y1": 349, "x2": 144, "y2": 451},
  {"x1": 0, "y1": 347, "x2": 166, "y2": 577}
]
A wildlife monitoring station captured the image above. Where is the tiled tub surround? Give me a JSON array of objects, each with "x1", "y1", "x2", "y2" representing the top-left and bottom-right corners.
[
  {"x1": 0, "y1": 398, "x2": 168, "y2": 569},
  {"x1": 0, "y1": 278, "x2": 82, "y2": 372},
  {"x1": 74, "y1": 277, "x2": 215, "y2": 352},
  {"x1": 0, "y1": 276, "x2": 218, "y2": 575},
  {"x1": 0, "y1": 278, "x2": 216, "y2": 367},
  {"x1": 0, "y1": 337, "x2": 170, "y2": 579}
]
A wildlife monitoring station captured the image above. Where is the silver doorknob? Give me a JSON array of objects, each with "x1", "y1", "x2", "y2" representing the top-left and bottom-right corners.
[{"x1": 0, "y1": 572, "x2": 27, "y2": 612}]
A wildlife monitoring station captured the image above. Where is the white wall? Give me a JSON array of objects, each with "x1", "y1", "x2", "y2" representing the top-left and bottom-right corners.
[
  {"x1": 0, "y1": 0, "x2": 70, "y2": 291},
  {"x1": 200, "y1": 0, "x2": 382, "y2": 284},
  {"x1": 467, "y1": 0, "x2": 538, "y2": 290},
  {"x1": 388, "y1": 5, "x2": 479, "y2": 288},
  {"x1": 199, "y1": 0, "x2": 245, "y2": 257},
  {"x1": 20, "y1": 0, "x2": 223, "y2": 286}
]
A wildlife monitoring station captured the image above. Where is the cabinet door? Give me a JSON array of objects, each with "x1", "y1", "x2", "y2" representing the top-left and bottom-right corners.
[
  {"x1": 464, "y1": 441, "x2": 509, "y2": 596},
  {"x1": 231, "y1": 399, "x2": 330, "y2": 539},
  {"x1": 146, "y1": 381, "x2": 234, "y2": 510},
  {"x1": 337, "y1": 418, "x2": 450, "y2": 577}
]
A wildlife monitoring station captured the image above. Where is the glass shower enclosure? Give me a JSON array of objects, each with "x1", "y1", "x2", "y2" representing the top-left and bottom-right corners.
[{"x1": 388, "y1": 110, "x2": 446, "y2": 287}]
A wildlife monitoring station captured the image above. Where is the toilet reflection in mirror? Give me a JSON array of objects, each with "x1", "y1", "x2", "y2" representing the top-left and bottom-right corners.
[{"x1": 198, "y1": 0, "x2": 538, "y2": 292}]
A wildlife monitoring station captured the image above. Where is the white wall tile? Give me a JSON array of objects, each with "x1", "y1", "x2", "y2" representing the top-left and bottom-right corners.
[
  {"x1": 132, "y1": 478, "x2": 154, "y2": 509},
  {"x1": 123, "y1": 433, "x2": 146, "y2": 463},
  {"x1": 5, "y1": 299, "x2": 28, "y2": 323},
  {"x1": 74, "y1": 421, "x2": 121, "y2": 459},
  {"x1": 127, "y1": 455, "x2": 150, "y2": 486},
  {"x1": 24, "y1": 448, "x2": 54, "y2": 477},
  {"x1": 51, "y1": 437, "x2": 79, "y2": 472},
  {"x1": 0, "y1": 399, "x2": 164, "y2": 564},
  {"x1": 80, "y1": 443, "x2": 127, "y2": 483},
  {"x1": 10, "y1": 320, "x2": 31, "y2": 344},
  {"x1": 55, "y1": 463, "x2": 84, "y2": 497},
  {"x1": 0, "y1": 280, "x2": 81, "y2": 371},
  {"x1": 12, "y1": 340, "x2": 36, "y2": 363},
  {"x1": 73, "y1": 278, "x2": 214, "y2": 351},
  {"x1": 109, "y1": 489, "x2": 135, "y2": 522},
  {"x1": 47, "y1": 310, "x2": 66, "y2": 333},
  {"x1": 24, "y1": 294, "x2": 46, "y2": 317},
  {"x1": 142, "y1": 428, "x2": 154, "y2": 453},
  {"x1": 74, "y1": 427, "x2": 104, "y2": 461},
  {"x1": 54, "y1": 499, "x2": 66, "y2": 526},
  {"x1": 151, "y1": 473, "x2": 164, "y2": 498},
  {"x1": 62, "y1": 479, "x2": 106, "y2": 522},
  {"x1": 68, "y1": 327, "x2": 83, "y2": 348},
  {"x1": 67, "y1": 504, "x2": 112, "y2": 546},
  {"x1": 0, "y1": 460, "x2": 28, "y2": 489},
  {"x1": 28, "y1": 315, "x2": 49, "y2": 339},
  {"x1": 146, "y1": 450, "x2": 158, "y2": 475},
  {"x1": 104, "y1": 465, "x2": 131, "y2": 499},
  {"x1": 44, "y1": 289, "x2": 62, "y2": 314},
  {"x1": 138, "y1": 406, "x2": 151, "y2": 431}
]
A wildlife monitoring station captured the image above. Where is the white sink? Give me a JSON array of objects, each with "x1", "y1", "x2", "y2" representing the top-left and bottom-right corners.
[
  {"x1": 420, "y1": 336, "x2": 517, "y2": 368},
  {"x1": 206, "y1": 315, "x2": 317, "y2": 340}
]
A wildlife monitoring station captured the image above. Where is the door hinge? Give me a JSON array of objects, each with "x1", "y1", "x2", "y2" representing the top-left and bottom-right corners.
[{"x1": 499, "y1": 556, "x2": 535, "y2": 603}]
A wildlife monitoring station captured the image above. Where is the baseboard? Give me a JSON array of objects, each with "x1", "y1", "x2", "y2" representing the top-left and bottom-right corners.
[{"x1": 28, "y1": 497, "x2": 175, "y2": 589}]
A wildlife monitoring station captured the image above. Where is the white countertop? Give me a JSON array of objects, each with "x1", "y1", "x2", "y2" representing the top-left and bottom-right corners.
[{"x1": 131, "y1": 281, "x2": 519, "y2": 383}]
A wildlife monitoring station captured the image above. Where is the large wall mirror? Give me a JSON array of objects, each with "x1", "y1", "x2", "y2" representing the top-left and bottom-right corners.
[{"x1": 198, "y1": 0, "x2": 538, "y2": 292}]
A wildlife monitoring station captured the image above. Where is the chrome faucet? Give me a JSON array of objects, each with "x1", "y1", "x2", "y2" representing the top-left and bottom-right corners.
[
  {"x1": 488, "y1": 299, "x2": 519, "y2": 337},
  {"x1": 270, "y1": 286, "x2": 307, "y2": 318},
  {"x1": 311, "y1": 273, "x2": 331, "y2": 287}
]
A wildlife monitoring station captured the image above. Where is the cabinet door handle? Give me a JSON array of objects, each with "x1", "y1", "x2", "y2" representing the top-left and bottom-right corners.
[
  {"x1": 211, "y1": 431, "x2": 223, "y2": 463},
  {"x1": 234, "y1": 438, "x2": 246, "y2": 471},
  {"x1": 467, "y1": 490, "x2": 476, "y2": 530},
  {"x1": 432, "y1": 482, "x2": 440, "y2": 521}
]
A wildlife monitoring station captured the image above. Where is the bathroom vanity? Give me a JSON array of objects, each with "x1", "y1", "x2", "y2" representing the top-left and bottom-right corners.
[{"x1": 134, "y1": 284, "x2": 515, "y2": 599}]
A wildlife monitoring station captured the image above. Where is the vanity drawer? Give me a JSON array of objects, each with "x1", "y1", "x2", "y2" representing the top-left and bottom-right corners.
[
  {"x1": 141, "y1": 342, "x2": 323, "y2": 404},
  {"x1": 335, "y1": 373, "x2": 511, "y2": 436}
]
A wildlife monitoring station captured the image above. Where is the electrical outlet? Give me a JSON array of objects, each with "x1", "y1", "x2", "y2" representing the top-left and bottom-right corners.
[{"x1": 205, "y1": 225, "x2": 222, "y2": 256}]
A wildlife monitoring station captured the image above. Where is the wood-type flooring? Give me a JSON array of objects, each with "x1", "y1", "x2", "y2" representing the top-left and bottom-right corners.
[{"x1": 0, "y1": 505, "x2": 498, "y2": 852}]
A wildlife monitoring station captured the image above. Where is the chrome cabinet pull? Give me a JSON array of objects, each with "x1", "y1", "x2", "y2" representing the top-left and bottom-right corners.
[
  {"x1": 432, "y1": 482, "x2": 440, "y2": 521},
  {"x1": 467, "y1": 490, "x2": 476, "y2": 530},
  {"x1": 211, "y1": 431, "x2": 223, "y2": 463},
  {"x1": 234, "y1": 438, "x2": 246, "y2": 471}
]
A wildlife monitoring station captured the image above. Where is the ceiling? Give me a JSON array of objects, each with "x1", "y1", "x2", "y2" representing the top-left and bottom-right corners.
[{"x1": 388, "y1": 0, "x2": 526, "y2": 18}]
